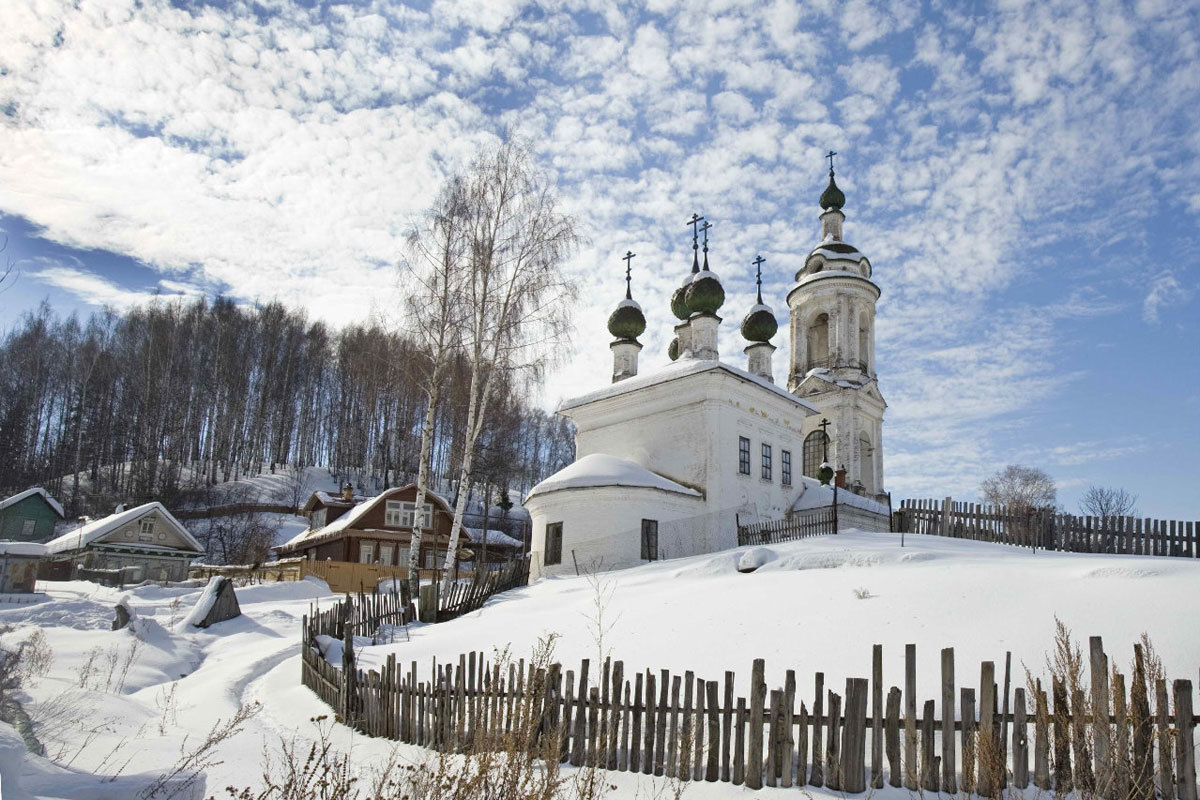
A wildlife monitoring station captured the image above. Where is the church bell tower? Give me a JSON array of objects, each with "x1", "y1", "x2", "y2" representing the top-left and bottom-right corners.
[{"x1": 787, "y1": 156, "x2": 886, "y2": 496}]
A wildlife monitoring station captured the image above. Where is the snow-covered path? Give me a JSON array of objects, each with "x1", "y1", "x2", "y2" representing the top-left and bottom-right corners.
[{"x1": 5, "y1": 531, "x2": 1200, "y2": 798}]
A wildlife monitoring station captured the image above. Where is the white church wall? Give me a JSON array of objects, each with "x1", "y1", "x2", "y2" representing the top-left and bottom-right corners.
[{"x1": 527, "y1": 486, "x2": 707, "y2": 579}]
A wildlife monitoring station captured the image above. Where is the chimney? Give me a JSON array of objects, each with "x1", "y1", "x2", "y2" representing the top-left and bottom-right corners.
[
  {"x1": 342, "y1": 482, "x2": 354, "y2": 502},
  {"x1": 835, "y1": 467, "x2": 847, "y2": 489},
  {"x1": 744, "y1": 341, "x2": 776, "y2": 383}
]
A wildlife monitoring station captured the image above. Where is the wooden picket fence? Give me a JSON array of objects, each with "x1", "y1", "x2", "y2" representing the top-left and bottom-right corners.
[
  {"x1": 898, "y1": 498, "x2": 1200, "y2": 558},
  {"x1": 298, "y1": 630, "x2": 1199, "y2": 797},
  {"x1": 738, "y1": 507, "x2": 836, "y2": 546},
  {"x1": 438, "y1": 555, "x2": 531, "y2": 621},
  {"x1": 307, "y1": 585, "x2": 415, "y2": 641}
]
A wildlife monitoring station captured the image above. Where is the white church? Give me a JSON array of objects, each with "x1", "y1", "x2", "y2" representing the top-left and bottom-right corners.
[{"x1": 526, "y1": 165, "x2": 891, "y2": 577}]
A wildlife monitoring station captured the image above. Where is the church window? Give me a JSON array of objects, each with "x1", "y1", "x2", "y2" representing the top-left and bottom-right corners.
[
  {"x1": 761, "y1": 444, "x2": 773, "y2": 480},
  {"x1": 807, "y1": 314, "x2": 829, "y2": 371},
  {"x1": 544, "y1": 522, "x2": 563, "y2": 566},
  {"x1": 640, "y1": 520, "x2": 658, "y2": 561},
  {"x1": 738, "y1": 437, "x2": 751, "y2": 475},
  {"x1": 803, "y1": 431, "x2": 828, "y2": 478},
  {"x1": 782, "y1": 450, "x2": 792, "y2": 486}
]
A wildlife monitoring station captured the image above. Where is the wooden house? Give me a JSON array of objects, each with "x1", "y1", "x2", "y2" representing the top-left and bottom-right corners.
[
  {"x1": 0, "y1": 541, "x2": 48, "y2": 593},
  {"x1": 277, "y1": 484, "x2": 468, "y2": 568},
  {"x1": 0, "y1": 488, "x2": 65, "y2": 542},
  {"x1": 40, "y1": 502, "x2": 204, "y2": 583}
]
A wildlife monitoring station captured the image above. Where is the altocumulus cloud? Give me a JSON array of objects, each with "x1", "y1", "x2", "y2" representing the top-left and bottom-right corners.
[{"x1": 0, "y1": 0, "x2": 1197, "y2": 500}]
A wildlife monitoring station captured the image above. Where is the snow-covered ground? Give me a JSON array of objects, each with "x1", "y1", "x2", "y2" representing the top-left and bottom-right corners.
[{"x1": 4, "y1": 531, "x2": 1200, "y2": 798}]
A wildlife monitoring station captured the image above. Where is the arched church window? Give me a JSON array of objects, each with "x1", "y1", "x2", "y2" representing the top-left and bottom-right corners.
[
  {"x1": 807, "y1": 314, "x2": 829, "y2": 371},
  {"x1": 803, "y1": 430, "x2": 828, "y2": 478}
]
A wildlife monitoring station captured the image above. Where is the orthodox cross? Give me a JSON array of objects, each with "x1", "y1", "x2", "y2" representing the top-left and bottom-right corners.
[
  {"x1": 818, "y1": 417, "x2": 832, "y2": 461},
  {"x1": 687, "y1": 213, "x2": 704, "y2": 251},
  {"x1": 825, "y1": 150, "x2": 837, "y2": 172},
  {"x1": 752, "y1": 254, "x2": 766, "y2": 303},
  {"x1": 700, "y1": 220, "x2": 713, "y2": 253},
  {"x1": 622, "y1": 250, "x2": 636, "y2": 299}
]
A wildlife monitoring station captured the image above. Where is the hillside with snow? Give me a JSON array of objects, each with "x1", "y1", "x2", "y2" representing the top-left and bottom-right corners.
[{"x1": 4, "y1": 531, "x2": 1200, "y2": 798}]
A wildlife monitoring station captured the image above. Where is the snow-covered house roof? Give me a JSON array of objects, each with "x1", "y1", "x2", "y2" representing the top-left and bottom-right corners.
[
  {"x1": 0, "y1": 488, "x2": 65, "y2": 519},
  {"x1": 526, "y1": 454, "x2": 702, "y2": 502},
  {"x1": 466, "y1": 528, "x2": 524, "y2": 549},
  {"x1": 0, "y1": 541, "x2": 48, "y2": 557},
  {"x1": 558, "y1": 358, "x2": 819, "y2": 414},
  {"x1": 280, "y1": 484, "x2": 454, "y2": 550},
  {"x1": 43, "y1": 502, "x2": 203, "y2": 556}
]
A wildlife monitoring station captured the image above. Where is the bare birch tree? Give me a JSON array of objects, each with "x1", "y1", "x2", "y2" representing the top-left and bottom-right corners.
[
  {"x1": 1079, "y1": 485, "x2": 1138, "y2": 528},
  {"x1": 404, "y1": 177, "x2": 469, "y2": 602},
  {"x1": 440, "y1": 137, "x2": 579, "y2": 592}
]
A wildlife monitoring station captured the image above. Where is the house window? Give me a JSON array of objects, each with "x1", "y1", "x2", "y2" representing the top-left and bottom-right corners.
[
  {"x1": 761, "y1": 443, "x2": 773, "y2": 480},
  {"x1": 803, "y1": 430, "x2": 829, "y2": 478},
  {"x1": 311, "y1": 507, "x2": 327, "y2": 529},
  {"x1": 390, "y1": 501, "x2": 433, "y2": 529},
  {"x1": 20, "y1": 519, "x2": 35, "y2": 538},
  {"x1": 359, "y1": 541, "x2": 375, "y2": 564},
  {"x1": 544, "y1": 522, "x2": 563, "y2": 566},
  {"x1": 738, "y1": 436, "x2": 751, "y2": 475},
  {"x1": 640, "y1": 520, "x2": 658, "y2": 561},
  {"x1": 782, "y1": 450, "x2": 792, "y2": 486},
  {"x1": 423, "y1": 549, "x2": 435, "y2": 568},
  {"x1": 138, "y1": 518, "x2": 155, "y2": 542},
  {"x1": 379, "y1": 543, "x2": 394, "y2": 565}
]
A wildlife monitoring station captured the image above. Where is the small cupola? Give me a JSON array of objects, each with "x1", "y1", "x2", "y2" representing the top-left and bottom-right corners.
[
  {"x1": 741, "y1": 255, "x2": 778, "y2": 382},
  {"x1": 818, "y1": 150, "x2": 846, "y2": 242},
  {"x1": 684, "y1": 219, "x2": 725, "y2": 316},
  {"x1": 608, "y1": 251, "x2": 645, "y2": 383}
]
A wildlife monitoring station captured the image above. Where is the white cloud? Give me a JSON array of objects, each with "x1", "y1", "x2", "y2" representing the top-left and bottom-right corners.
[
  {"x1": 28, "y1": 263, "x2": 204, "y2": 310},
  {"x1": 1142, "y1": 271, "x2": 1191, "y2": 323}
]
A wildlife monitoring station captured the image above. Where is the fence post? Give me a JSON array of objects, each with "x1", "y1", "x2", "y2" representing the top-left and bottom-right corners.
[{"x1": 832, "y1": 485, "x2": 839, "y2": 534}]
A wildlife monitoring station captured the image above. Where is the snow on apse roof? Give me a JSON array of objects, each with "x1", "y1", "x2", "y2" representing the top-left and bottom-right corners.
[{"x1": 526, "y1": 454, "x2": 701, "y2": 501}]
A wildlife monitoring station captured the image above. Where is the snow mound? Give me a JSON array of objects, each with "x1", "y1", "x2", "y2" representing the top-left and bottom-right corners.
[
  {"x1": 737, "y1": 547, "x2": 776, "y2": 573},
  {"x1": 234, "y1": 578, "x2": 333, "y2": 605},
  {"x1": 0, "y1": 722, "x2": 29, "y2": 799},
  {"x1": 0, "y1": 598, "x2": 113, "y2": 630}
]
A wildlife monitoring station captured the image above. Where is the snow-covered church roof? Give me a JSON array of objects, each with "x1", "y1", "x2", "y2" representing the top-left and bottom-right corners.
[
  {"x1": 558, "y1": 358, "x2": 819, "y2": 414},
  {"x1": 526, "y1": 454, "x2": 702, "y2": 502}
]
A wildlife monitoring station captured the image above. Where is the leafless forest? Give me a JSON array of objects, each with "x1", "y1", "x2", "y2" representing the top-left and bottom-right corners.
[{"x1": 0, "y1": 297, "x2": 575, "y2": 517}]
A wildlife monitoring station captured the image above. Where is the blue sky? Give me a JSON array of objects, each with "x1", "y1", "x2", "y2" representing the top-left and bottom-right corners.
[{"x1": 1, "y1": 0, "x2": 1197, "y2": 517}]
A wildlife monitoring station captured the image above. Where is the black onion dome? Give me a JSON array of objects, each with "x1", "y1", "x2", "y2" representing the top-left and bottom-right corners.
[
  {"x1": 685, "y1": 271, "x2": 725, "y2": 314},
  {"x1": 741, "y1": 304, "x2": 778, "y2": 343},
  {"x1": 820, "y1": 170, "x2": 845, "y2": 210},
  {"x1": 670, "y1": 284, "x2": 690, "y2": 320},
  {"x1": 607, "y1": 299, "x2": 646, "y2": 340}
]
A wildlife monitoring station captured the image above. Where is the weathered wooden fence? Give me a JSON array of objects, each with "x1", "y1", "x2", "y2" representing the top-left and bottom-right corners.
[
  {"x1": 299, "y1": 631, "x2": 1199, "y2": 797},
  {"x1": 438, "y1": 555, "x2": 531, "y2": 621},
  {"x1": 898, "y1": 498, "x2": 1200, "y2": 559},
  {"x1": 738, "y1": 507, "x2": 836, "y2": 546}
]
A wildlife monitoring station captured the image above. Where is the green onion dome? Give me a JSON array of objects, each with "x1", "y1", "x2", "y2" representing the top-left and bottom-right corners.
[
  {"x1": 668, "y1": 337, "x2": 680, "y2": 361},
  {"x1": 607, "y1": 298, "x2": 646, "y2": 340},
  {"x1": 685, "y1": 269, "x2": 725, "y2": 314},
  {"x1": 741, "y1": 303, "x2": 778, "y2": 343},
  {"x1": 670, "y1": 284, "x2": 691, "y2": 320},
  {"x1": 819, "y1": 170, "x2": 845, "y2": 210}
]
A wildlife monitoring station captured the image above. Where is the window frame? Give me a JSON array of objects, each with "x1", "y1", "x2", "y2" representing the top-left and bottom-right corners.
[
  {"x1": 544, "y1": 522, "x2": 563, "y2": 566},
  {"x1": 640, "y1": 519, "x2": 659, "y2": 561},
  {"x1": 359, "y1": 541, "x2": 375, "y2": 564},
  {"x1": 761, "y1": 443, "x2": 773, "y2": 481},
  {"x1": 738, "y1": 436, "x2": 751, "y2": 475},
  {"x1": 781, "y1": 449, "x2": 792, "y2": 486}
]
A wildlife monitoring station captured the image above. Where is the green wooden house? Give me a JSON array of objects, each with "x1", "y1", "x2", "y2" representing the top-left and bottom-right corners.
[{"x1": 0, "y1": 488, "x2": 65, "y2": 542}]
